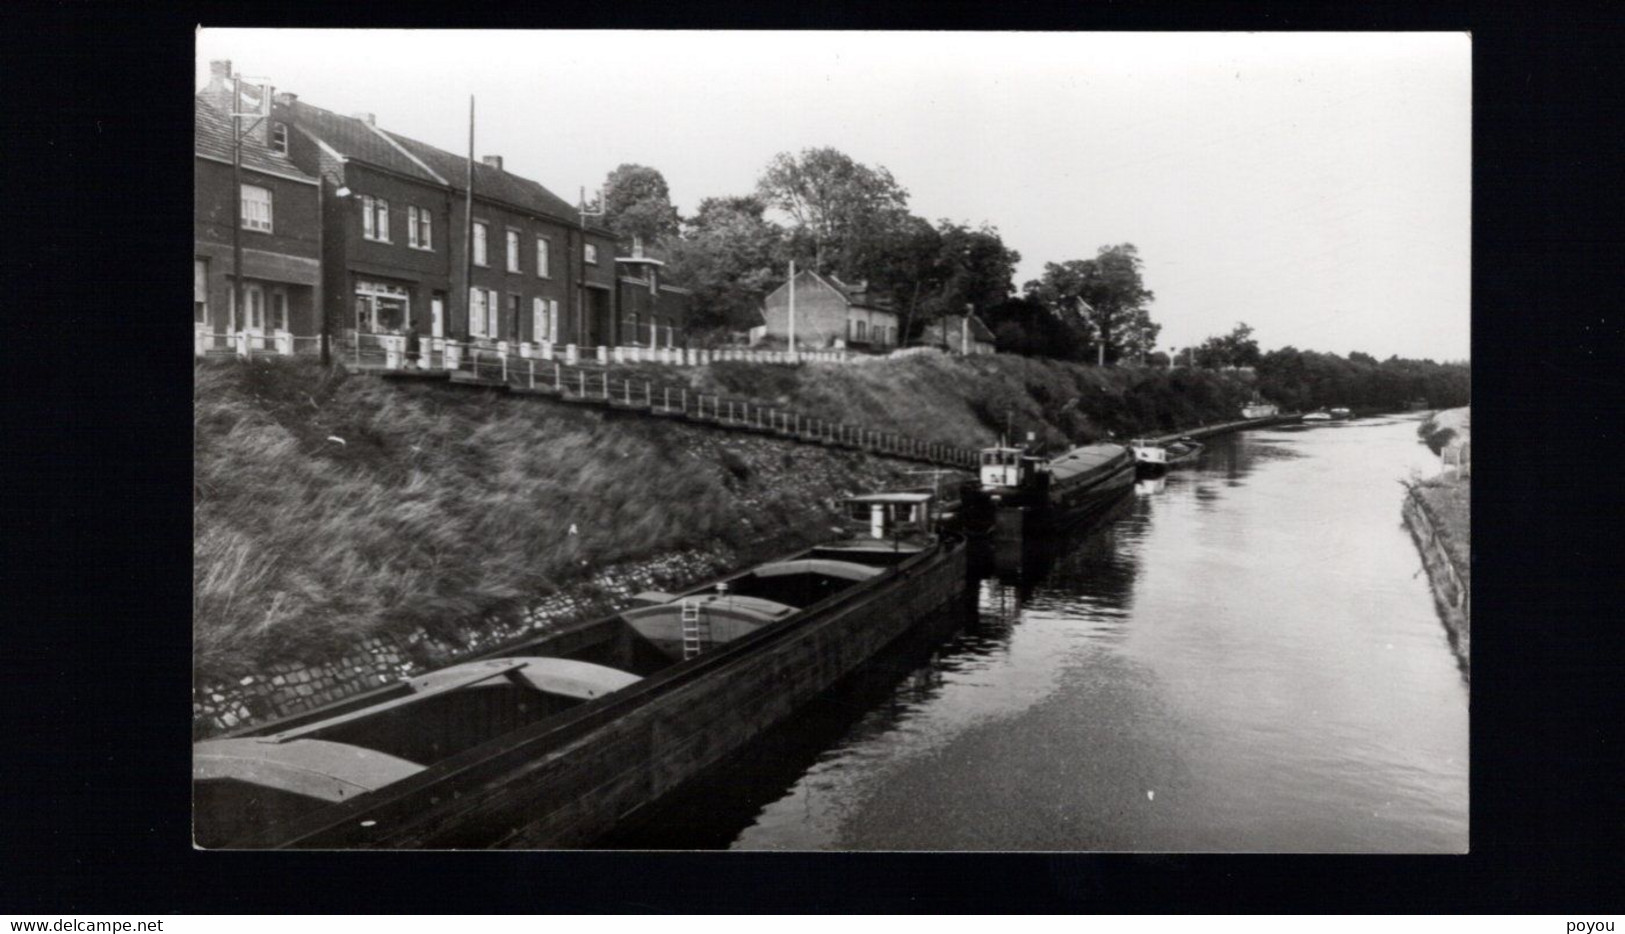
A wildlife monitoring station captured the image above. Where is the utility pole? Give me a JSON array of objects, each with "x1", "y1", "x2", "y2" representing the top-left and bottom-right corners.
[
  {"x1": 787, "y1": 259, "x2": 797, "y2": 355},
  {"x1": 232, "y1": 71, "x2": 245, "y2": 342},
  {"x1": 227, "y1": 68, "x2": 274, "y2": 350},
  {"x1": 461, "y1": 96, "x2": 475, "y2": 348}
]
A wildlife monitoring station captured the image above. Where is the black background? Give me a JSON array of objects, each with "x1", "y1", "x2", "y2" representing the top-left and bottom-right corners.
[{"x1": 3, "y1": 0, "x2": 1620, "y2": 914}]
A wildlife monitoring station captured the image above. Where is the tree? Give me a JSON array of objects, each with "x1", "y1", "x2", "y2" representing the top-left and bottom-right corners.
[
  {"x1": 602, "y1": 164, "x2": 681, "y2": 252},
  {"x1": 1024, "y1": 244, "x2": 1158, "y2": 363},
  {"x1": 928, "y1": 221, "x2": 1020, "y2": 320},
  {"x1": 755, "y1": 147, "x2": 910, "y2": 275},
  {"x1": 662, "y1": 195, "x2": 786, "y2": 332},
  {"x1": 1194, "y1": 322, "x2": 1262, "y2": 369},
  {"x1": 980, "y1": 294, "x2": 1090, "y2": 361}
]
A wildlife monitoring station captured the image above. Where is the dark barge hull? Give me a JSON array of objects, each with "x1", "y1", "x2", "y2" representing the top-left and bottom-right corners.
[{"x1": 232, "y1": 536, "x2": 967, "y2": 849}]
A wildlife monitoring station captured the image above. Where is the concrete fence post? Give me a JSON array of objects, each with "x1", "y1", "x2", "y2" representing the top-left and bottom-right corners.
[
  {"x1": 554, "y1": 362, "x2": 561, "y2": 391},
  {"x1": 529, "y1": 358, "x2": 535, "y2": 389}
]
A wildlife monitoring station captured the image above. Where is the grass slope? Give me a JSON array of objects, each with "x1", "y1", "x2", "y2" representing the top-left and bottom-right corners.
[
  {"x1": 667, "y1": 351, "x2": 1256, "y2": 453},
  {"x1": 194, "y1": 352, "x2": 1255, "y2": 679}
]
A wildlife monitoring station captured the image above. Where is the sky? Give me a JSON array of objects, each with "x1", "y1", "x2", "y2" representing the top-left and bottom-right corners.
[{"x1": 198, "y1": 30, "x2": 1470, "y2": 361}]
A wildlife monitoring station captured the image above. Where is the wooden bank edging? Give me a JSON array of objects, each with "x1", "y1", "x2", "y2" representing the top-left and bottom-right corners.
[
  {"x1": 1145, "y1": 412, "x2": 1304, "y2": 445},
  {"x1": 1403, "y1": 491, "x2": 1471, "y2": 674}
]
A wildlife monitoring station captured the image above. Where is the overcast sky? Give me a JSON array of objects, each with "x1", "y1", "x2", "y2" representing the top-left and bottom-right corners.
[{"x1": 198, "y1": 30, "x2": 1470, "y2": 361}]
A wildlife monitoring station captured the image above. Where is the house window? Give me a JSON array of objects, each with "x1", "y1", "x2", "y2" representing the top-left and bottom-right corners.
[
  {"x1": 271, "y1": 289, "x2": 289, "y2": 332},
  {"x1": 354, "y1": 280, "x2": 411, "y2": 334},
  {"x1": 628, "y1": 313, "x2": 638, "y2": 346},
  {"x1": 533, "y1": 297, "x2": 549, "y2": 343},
  {"x1": 362, "y1": 195, "x2": 390, "y2": 242},
  {"x1": 473, "y1": 222, "x2": 488, "y2": 266},
  {"x1": 506, "y1": 230, "x2": 521, "y2": 273},
  {"x1": 234, "y1": 284, "x2": 267, "y2": 331},
  {"x1": 469, "y1": 287, "x2": 498, "y2": 339},
  {"x1": 584, "y1": 243, "x2": 598, "y2": 265},
  {"x1": 407, "y1": 206, "x2": 432, "y2": 250},
  {"x1": 855, "y1": 320, "x2": 868, "y2": 341},
  {"x1": 535, "y1": 238, "x2": 550, "y2": 278},
  {"x1": 194, "y1": 260, "x2": 208, "y2": 325},
  {"x1": 241, "y1": 184, "x2": 272, "y2": 232},
  {"x1": 508, "y1": 293, "x2": 522, "y2": 338},
  {"x1": 270, "y1": 122, "x2": 288, "y2": 154},
  {"x1": 549, "y1": 299, "x2": 561, "y2": 343}
]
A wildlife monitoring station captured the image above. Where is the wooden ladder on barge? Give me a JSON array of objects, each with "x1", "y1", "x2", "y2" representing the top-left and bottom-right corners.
[{"x1": 680, "y1": 598, "x2": 709, "y2": 660}]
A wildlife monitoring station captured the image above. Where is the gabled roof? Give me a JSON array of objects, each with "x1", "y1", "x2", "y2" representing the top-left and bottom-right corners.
[
  {"x1": 194, "y1": 96, "x2": 317, "y2": 185},
  {"x1": 766, "y1": 269, "x2": 894, "y2": 313},
  {"x1": 278, "y1": 99, "x2": 611, "y2": 235},
  {"x1": 947, "y1": 312, "x2": 997, "y2": 343},
  {"x1": 278, "y1": 100, "x2": 440, "y2": 184},
  {"x1": 383, "y1": 130, "x2": 613, "y2": 235}
]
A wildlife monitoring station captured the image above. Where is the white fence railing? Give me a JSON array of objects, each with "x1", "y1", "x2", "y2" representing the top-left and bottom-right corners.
[{"x1": 197, "y1": 325, "x2": 864, "y2": 369}]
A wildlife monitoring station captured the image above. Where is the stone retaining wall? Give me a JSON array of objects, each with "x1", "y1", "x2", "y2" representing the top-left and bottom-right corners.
[
  {"x1": 1403, "y1": 491, "x2": 1470, "y2": 674},
  {"x1": 191, "y1": 546, "x2": 735, "y2": 739}
]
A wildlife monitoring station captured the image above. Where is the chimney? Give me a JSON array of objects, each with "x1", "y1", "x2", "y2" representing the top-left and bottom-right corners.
[
  {"x1": 481, "y1": 155, "x2": 504, "y2": 171},
  {"x1": 632, "y1": 236, "x2": 645, "y2": 259},
  {"x1": 209, "y1": 60, "x2": 232, "y2": 84},
  {"x1": 352, "y1": 112, "x2": 376, "y2": 126},
  {"x1": 274, "y1": 91, "x2": 298, "y2": 106}
]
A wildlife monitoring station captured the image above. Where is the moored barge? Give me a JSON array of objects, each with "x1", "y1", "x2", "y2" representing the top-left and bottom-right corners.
[
  {"x1": 959, "y1": 441, "x2": 1136, "y2": 545},
  {"x1": 193, "y1": 492, "x2": 966, "y2": 848}
]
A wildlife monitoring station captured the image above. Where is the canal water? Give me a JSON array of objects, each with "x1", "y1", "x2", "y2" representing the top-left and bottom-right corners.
[{"x1": 608, "y1": 414, "x2": 1468, "y2": 852}]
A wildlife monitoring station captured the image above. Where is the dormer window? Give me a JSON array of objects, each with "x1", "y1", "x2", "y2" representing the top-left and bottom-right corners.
[{"x1": 270, "y1": 122, "x2": 288, "y2": 154}]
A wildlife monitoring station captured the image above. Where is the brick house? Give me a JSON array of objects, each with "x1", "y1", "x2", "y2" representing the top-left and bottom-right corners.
[
  {"x1": 615, "y1": 240, "x2": 692, "y2": 350},
  {"x1": 921, "y1": 312, "x2": 998, "y2": 355},
  {"x1": 202, "y1": 61, "x2": 622, "y2": 363},
  {"x1": 757, "y1": 269, "x2": 899, "y2": 351},
  {"x1": 193, "y1": 89, "x2": 322, "y2": 356},
  {"x1": 379, "y1": 140, "x2": 621, "y2": 350}
]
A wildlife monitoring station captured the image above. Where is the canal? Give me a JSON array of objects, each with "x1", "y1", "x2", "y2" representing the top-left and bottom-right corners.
[{"x1": 605, "y1": 414, "x2": 1469, "y2": 852}]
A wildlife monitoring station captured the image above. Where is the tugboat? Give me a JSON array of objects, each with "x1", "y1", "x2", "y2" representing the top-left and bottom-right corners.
[{"x1": 959, "y1": 439, "x2": 1136, "y2": 545}]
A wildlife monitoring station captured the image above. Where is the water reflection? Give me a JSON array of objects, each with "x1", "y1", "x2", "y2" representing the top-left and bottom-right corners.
[{"x1": 612, "y1": 416, "x2": 1467, "y2": 852}]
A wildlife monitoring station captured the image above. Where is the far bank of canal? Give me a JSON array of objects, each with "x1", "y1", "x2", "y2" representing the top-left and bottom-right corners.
[{"x1": 609, "y1": 414, "x2": 1468, "y2": 852}]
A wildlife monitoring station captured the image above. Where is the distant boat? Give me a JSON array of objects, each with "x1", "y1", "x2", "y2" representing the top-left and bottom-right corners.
[
  {"x1": 1241, "y1": 402, "x2": 1279, "y2": 419},
  {"x1": 1130, "y1": 437, "x2": 1204, "y2": 475},
  {"x1": 1303, "y1": 410, "x2": 1334, "y2": 422},
  {"x1": 1329, "y1": 407, "x2": 1352, "y2": 419}
]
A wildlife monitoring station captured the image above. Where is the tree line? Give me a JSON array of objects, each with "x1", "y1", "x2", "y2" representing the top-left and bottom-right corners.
[
  {"x1": 598, "y1": 148, "x2": 1151, "y2": 358},
  {"x1": 599, "y1": 148, "x2": 1468, "y2": 411}
]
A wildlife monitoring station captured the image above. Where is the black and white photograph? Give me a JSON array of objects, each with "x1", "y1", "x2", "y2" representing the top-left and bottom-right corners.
[{"x1": 190, "y1": 29, "x2": 1471, "y2": 852}]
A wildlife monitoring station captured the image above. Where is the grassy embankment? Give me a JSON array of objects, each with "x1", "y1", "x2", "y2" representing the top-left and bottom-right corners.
[
  {"x1": 195, "y1": 352, "x2": 1254, "y2": 680},
  {"x1": 1413, "y1": 407, "x2": 1471, "y2": 580}
]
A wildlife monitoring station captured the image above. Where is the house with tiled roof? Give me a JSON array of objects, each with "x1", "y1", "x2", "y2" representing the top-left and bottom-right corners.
[
  {"x1": 201, "y1": 60, "x2": 629, "y2": 362},
  {"x1": 193, "y1": 84, "x2": 322, "y2": 356},
  {"x1": 921, "y1": 311, "x2": 998, "y2": 355},
  {"x1": 757, "y1": 269, "x2": 899, "y2": 352}
]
